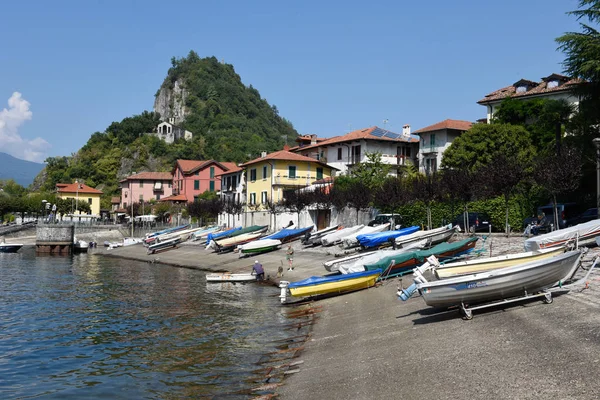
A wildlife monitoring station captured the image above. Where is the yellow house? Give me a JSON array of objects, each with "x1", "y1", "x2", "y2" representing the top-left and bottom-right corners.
[
  {"x1": 56, "y1": 182, "x2": 103, "y2": 216},
  {"x1": 240, "y1": 149, "x2": 337, "y2": 211}
]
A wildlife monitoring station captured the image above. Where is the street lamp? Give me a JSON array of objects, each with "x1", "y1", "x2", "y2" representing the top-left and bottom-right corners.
[
  {"x1": 75, "y1": 180, "x2": 79, "y2": 215},
  {"x1": 593, "y1": 138, "x2": 600, "y2": 219},
  {"x1": 42, "y1": 199, "x2": 47, "y2": 222}
]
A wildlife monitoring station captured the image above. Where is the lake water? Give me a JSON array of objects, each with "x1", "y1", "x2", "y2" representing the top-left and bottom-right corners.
[{"x1": 0, "y1": 248, "x2": 300, "y2": 399}]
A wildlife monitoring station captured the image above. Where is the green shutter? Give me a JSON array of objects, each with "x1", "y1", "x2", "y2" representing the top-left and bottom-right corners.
[
  {"x1": 194, "y1": 180, "x2": 199, "y2": 190},
  {"x1": 210, "y1": 181, "x2": 215, "y2": 191}
]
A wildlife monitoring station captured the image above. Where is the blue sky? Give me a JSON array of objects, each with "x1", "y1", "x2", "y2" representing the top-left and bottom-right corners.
[{"x1": 0, "y1": 0, "x2": 582, "y2": 163}]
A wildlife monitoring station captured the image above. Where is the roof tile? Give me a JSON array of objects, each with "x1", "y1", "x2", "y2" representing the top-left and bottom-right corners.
[{"x1": 413, "y1": 119, "x2": 473, "y2": 134}]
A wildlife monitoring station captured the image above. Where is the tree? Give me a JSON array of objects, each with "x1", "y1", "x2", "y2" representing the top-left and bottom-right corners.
[
  {"x1": 442, "y1": 123, "x2": 536, "y2": 173},
  {"x1": 409, "y1": 172, "x2": 442, "y2": 230},
  {"x1": 373, "y1": 176, "x2": 408, "y2": 228},
  {"x1": 282, "y1": 188, "x2": 311, "y2": 226},
  {"x1": 349, "y1": 152, "x2": 391, "y2": 190},
  {"x1": 476, "y1": 154, "x2": 529, "y2": 235},
  {"x1": 263, "y1": 199, "x2": 283, "y2": 230},
  {"x1": 440, "y1": 168, "x2": 477, "y2": 232},
  {"x1": 344, "y1": 179, "x2": 372, "y2": 225},
  {"x1": 533, "y1": 145, "x2": 583, "y2": 229}
]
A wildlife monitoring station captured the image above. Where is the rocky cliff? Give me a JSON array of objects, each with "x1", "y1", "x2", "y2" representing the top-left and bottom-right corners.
[{"x1": 153, "y1": 78, "x2": 188, "y2": 124}]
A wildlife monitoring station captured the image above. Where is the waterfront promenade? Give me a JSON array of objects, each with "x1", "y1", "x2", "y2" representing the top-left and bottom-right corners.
[{"x1": 8, "y1": 230, "x2": 600, "y2": 398}]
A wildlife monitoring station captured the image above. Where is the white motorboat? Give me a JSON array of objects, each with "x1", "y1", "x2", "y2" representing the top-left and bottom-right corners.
[
  {"x1": 340, "y1": 223, "x2": 390, "y2": 248},
  {"x1": 73, "y1": 239, "x2": 89, "y2": 253},
  {"x1": 321, "y1": 225, "x2": 364, "y2": 246},
  {"x1": 394, "y1": 224, "x2": 457, "y2": 248},
  {"x1": 206, "y1": 272, "x2": 257, "y2": 282},
  {"x1": 399, "y1": 249, "x2": 585, "y2": 319},
  {"x1": 0, "y1": 240, "x2": 23, "y2": 253},
  {"x1": 302, "y1": 225, "x2": 340, "y2": 246}
]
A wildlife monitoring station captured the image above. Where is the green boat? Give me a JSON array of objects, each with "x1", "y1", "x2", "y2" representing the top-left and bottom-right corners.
[
  {"x1": 363, "y1": 237, "x2": 479, "y2": 279},
  {"x1": 238, "y1": 238, "x2": 282, "y2": 255},
  {"x1": 229, "y1": 225, "x2": 269, "y2": 238}
]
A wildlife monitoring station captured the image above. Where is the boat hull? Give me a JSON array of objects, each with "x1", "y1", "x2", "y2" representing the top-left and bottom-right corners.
[
  {"x1": 419, "y1": 250, "x2": 582, "y2": 307},
  {"x1": 0, "y1": 244, "x2": 23, "y2": 253},
  {"x1": 435, "y1": 247, "x2": 565, "y2": 279},
  {"x1": 206, "y1": 273, "x2": 256, "y2": 282},
  {"x1": 288, "y1": 270, "x2": 381, "y2": 297},
  {"x1": 340, "y1": 223, "x2": 390, "y2": 248},
  {"x1": 147, "y1": 237, "x2": 181, "y2": 254},
  {"x1": 320, "y1": 225, "x2": 364, "y2": 246},
  {"x1": 395, "y1": 225, "x2": 457, "y2": 248},
  {"x1": 240, "y1": 239, "x2": 282, "y2": 254}
]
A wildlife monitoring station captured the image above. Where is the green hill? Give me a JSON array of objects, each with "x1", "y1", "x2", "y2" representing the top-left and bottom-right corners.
[{"x1": 38, "y1": 51, "x2": 299, "y2": 205}]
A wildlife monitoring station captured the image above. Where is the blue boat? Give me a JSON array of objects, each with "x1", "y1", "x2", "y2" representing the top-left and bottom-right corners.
[
  {"x1": 356, "y1": 226, "x2": 420, "y2": 249},
  {"x1": 206, "y1": 226, "x2": 242, "y2": 244},
  {"x1": 261, "y1": 226, "x2": 314, "y2": 243}
]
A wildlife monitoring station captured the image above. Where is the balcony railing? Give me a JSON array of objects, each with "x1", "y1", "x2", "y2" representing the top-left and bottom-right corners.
[{"x1": 420, "y1": 145, "x2": 439, "y2": 154}]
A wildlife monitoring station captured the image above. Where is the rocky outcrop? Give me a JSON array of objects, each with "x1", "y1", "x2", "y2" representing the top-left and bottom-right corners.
[{"x1": 153, "y1": 79, "x2": 188, "y2": 124}]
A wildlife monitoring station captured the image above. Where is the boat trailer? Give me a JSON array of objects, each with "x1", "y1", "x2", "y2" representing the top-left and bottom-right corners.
[{"x1": 459, "y1": 255, "x2": 599, "y2": 320}]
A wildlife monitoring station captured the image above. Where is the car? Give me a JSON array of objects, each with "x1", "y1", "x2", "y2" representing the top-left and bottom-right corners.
[
  {"x1": 535, "y1": 203, "x2": 579, "y2": 230},
  {"x1": 368, "y1": 214, "x2": 403, "y2": 229},
  {"x1": 451, "y1": 212, "x2": 492, "y2": 233},
  {"x1": 567, "y1": 208, "x2": 598, "y2": 227}
]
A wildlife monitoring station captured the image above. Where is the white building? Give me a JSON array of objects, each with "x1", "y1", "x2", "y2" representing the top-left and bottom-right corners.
[
  {"x1": 478, "y1": 73, "x2": 581, "y2": 123},
  {"x1": 216, "y1": 165, "x2": 246, "y2": 227},
  {"x1": 154, "y1": 118, "x2": 193, "y2": 144},
  {"x1": 293, "y1": 126, "x2": 420, "y2": 176},
  {"x1": 413, "y1": 119, "x2": 473, "y2": 175}
]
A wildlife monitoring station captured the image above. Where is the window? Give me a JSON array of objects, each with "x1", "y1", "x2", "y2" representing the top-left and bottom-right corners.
[
  {"x1": 430, "y1": 134, "x2": 435, "y2": 146},
  {"x1": 232, "y1": 175, "x2": 237, "y2": 189},
  {"x1": 547, "y1": 80, "x2": 559, "y2": 89},
  {"x1": 156, "y1": 194, "x2": 161, "y2": 200},
  {"x1": 210, "y1": 181, "x2": 215, "y2": 191},
  {"x1": 516, "y1": 86, "x2": 527, "y2": 93},
  {"x1": 195, "y1": 171, "x2": 199, "y2": 176},
  {"x1": 263, "y1": 165, "x2": 268, "y2": 179},
  {"x1": 226, "y1": 176, "x2": 231, "y2": 190},
  {"x1": 351, "y1": 145, "x2": 361, "y2": 163},
  {"x1": 210, "y1": 167, "x2": 215, "y2": 178},
  {"x1": 250, "y1": 168, "x2": 257, "y2": 181},
  {"x1": 288, "y1": 166, "x2": 297, "y2": 179},
  {"x1": 261, "y1": 191, "x2": 268, "y2": 204},
  {"x1": 139, "y1": 181, "x2": 143, "y2": 188},
  {"x1": 316, "y1": 167, "x2": 323, "y2": 180},
  {"x1": 194, "y1": 180, "x2": 199, "y2": 190},
  {"x1": 250, "y1": 193, "x2": 256, "y2": 205},
  {"x1": 337, "y1": 148, "x2": 342, "y2": 160},
  {"x1": 88, "y1": 198, "x2": 92, "y2": 204}
]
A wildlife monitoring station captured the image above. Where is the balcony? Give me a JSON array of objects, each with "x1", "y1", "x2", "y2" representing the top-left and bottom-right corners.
[{"x1": 420, "y1": 145, "x2": 439, "y2": 155}]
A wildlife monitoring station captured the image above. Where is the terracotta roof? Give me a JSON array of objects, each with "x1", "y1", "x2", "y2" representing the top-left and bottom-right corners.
[
  {"x1": 174, "y1": 159, "x2": 237, "y2": 175},
  {"x1": 120, "y1": 171, "x2": 173, "y2": 182},
  {"x1": 312, "y1": 176, "x2": 334, "y2": 185},
  {"x1": 111, "y1": 197, "x2": 121, "y2": 204},
  {"x1": 215, "y1": 164, "x2": 243, "y2": 176},
  {"x1": 294, "y1": 126, "x2": 419, "y2": 152},
  {"x1": 240, "y1": 149, "x2": 337, "y2": 169},
  {"x1": 56, "y1": 182, "x2": 103, "y2": 195},
  {"x1": 478, "y1": 73, "x2": 582, "y2": 104},
  {"x1": 413, "y1": 119, "x2": 473, "y2": 134},
  {"x1": 159, "y1": 194, "x2": 188, "y2": 202}
]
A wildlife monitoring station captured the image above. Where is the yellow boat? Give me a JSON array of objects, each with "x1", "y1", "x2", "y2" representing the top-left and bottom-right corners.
[
  {"x1": 435, "y1": 247, "x2": 565, "y2": 279},
  {"x1": 284, "y1": 269, "x2": 381, "y2": 299}
]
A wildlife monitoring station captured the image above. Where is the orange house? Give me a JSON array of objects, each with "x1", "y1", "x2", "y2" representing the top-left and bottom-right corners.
[{"x1": 170, "y1": 159, "x2": 237, "y2": 203}]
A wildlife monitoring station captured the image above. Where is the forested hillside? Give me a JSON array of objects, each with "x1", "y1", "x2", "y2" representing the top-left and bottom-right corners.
[{"x1": 38, "y1": 52, "x2": 298, "y2": 207}]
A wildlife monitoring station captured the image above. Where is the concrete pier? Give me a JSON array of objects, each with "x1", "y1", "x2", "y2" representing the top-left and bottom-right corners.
[{"x1": 36, "y1": 224, "x2": 74, "y2": 254}]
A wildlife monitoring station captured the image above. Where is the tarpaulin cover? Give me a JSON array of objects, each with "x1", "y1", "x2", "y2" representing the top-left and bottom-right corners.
[
  {"x1": 356, "y1": 226, "x2": 420, "y2": 248},
  {"x1": 206, "y1": 226, "x2": 242, "y2": 244},
  {"x1": 261, "y1": 226, "x2": 313, "y2": 241},
  {"x1": 524, "y1": 219, "x2": 600, "y2": 251}
]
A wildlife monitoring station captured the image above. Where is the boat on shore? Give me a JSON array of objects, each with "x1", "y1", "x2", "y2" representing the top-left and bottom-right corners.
[
  {"x1": 191, "y1": 225, "x2": 221, "y2": 241},
  {"x1": 261, "y1": 226, "x2": 314, "y2": 244},
  {"x1": 206, "y1": 272, "x2": 257, "y2": 282},
  {"x1": 320, "y1": 225, "x2": 364, "y2": 246},
  {"x1": 147, "y1": 236, "x2": 181, "y2": 254},
  {"x1": 212, "y1": 231, "x2": 266, "y2": 253},
  {"x1": 435, "y1": 246, "x2": 566, "y2": 279},
  {"x1": 301, "y1": 225, "x2": 340, "y2": 246},
  {"x1": 279, "y1": 269, "x2": 382, "y2": 303},
  {"x1": 394, "y1": 224, "x2": 458, "y2": 248},
  {"x1": 144, "y1": 224, "x2": 190, "y2": 245},
  {"x1": 206, "y1": 227, "x2": 243, "y2": 245},
  {"x1": 0, "y1": 241, "x2": 23, "y2": 253},
  {"x1": 356, "y1": 226, "x2": 420, "y2": 249},
  {"x1": 340, "y1": 223, "x2": 391, "y2": 249},
  {"x1": 364, "y1": 237, "x2": 479, "y2": 278},
  {"x1": 238, "y1": 238, "x2": 282, "y2": 255},
  {"x1": 398, "y1": 249, "x2": 585, "y2": 319},
  {"x1": 524, "y1": 219, "x2": 600, "y2": 251}
]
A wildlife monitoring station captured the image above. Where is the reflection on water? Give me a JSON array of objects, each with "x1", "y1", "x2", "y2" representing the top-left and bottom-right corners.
[{"x1": 0, "y1": 249, "x2": 294, "y2": 399}]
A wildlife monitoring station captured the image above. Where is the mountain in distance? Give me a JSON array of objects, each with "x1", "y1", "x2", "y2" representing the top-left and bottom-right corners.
[{"x1": 0, "y1": 152, "x2": 44, "y2": 187}]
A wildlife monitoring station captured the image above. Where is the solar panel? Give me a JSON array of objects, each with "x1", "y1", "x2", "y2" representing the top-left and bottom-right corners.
[{"x1": 371, "y1": 127, "x2": 404, "y2": 140}]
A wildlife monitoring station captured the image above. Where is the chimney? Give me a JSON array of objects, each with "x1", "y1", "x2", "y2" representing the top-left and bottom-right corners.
[
  {"x1": 310, "y1": 134, "x2": 317, "y2": 145},
  {"x1": 402, "y1": 124, "x2": 411, "y2": 137},
  {"x1": 261, "y1": 151, "x2": 267, "y2": 158},
  {"x1": 283, "y1": 144, "x2": 290, "y2": 151}
]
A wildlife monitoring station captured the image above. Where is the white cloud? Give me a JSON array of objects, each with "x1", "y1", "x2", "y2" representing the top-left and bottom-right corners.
[{"x1": 0, "y1": 92, "x2": 50, "y2": 163}]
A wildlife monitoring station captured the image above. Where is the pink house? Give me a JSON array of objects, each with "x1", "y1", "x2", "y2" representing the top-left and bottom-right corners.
[
  {"x1": 120, "y1": 172, "x2": 174, "y2": 209},
  {"x1": 171, "y1": 159, "x2": 238, "y2": 203}
]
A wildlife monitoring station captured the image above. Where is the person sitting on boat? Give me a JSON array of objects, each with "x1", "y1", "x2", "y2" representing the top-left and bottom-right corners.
[
  {"x1": 252, "y1": 261, "x2": 265, "y2": 281},
  {"x1": 531, "y1": 212, "x2": 549, "y2": 235}
]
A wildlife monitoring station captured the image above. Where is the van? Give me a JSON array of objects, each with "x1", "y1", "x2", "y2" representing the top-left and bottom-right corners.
[{"x1": 535, "y1": 203, "x2": 579, "y2": 229}]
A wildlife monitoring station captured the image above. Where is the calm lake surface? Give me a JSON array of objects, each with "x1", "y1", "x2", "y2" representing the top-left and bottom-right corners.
[{"x1": 0, "y1": 248, "x2": 296, "y2": 399}]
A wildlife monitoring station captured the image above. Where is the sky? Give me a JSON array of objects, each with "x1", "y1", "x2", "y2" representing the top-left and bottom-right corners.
[{"x1": 0, "y1": 0, "x2": 584, "y2": 163}]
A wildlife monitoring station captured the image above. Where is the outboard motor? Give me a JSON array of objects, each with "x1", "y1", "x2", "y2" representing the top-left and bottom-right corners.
[{"x1": 279, "y1": 281, "x2": 290, "y2": 304}]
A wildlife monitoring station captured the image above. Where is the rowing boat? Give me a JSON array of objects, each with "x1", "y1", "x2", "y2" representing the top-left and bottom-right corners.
[{"x1": 206, "y1": 272, "x2": 257, "y2": 282}]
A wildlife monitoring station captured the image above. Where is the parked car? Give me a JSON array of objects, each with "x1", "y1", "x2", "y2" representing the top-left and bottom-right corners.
[
  {"x1": 368, "y1": 214, "x2": 403, "y2": 229},
  {"x1": 535, "y1": 203, "x2": 579, "y2": 230},
  {"x1": 451, "y1": 212, "x2": 492, "y2": 233},
  {"x1": 567, "y1": 208, "x2": 598, "y2": 227}
]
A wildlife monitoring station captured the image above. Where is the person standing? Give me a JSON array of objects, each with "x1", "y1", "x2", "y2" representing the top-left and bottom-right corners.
[
  {"x1": 252, "y1": 260, "x2": 264, "y2": 281},
  {"x1": 286, "y1": 245, "x2": 294, "y2": 271}
]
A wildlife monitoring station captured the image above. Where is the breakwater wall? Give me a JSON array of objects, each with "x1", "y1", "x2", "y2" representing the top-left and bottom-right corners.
[{"x1": 36, "y1": 224, "x2": 74, "y2": 254}]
